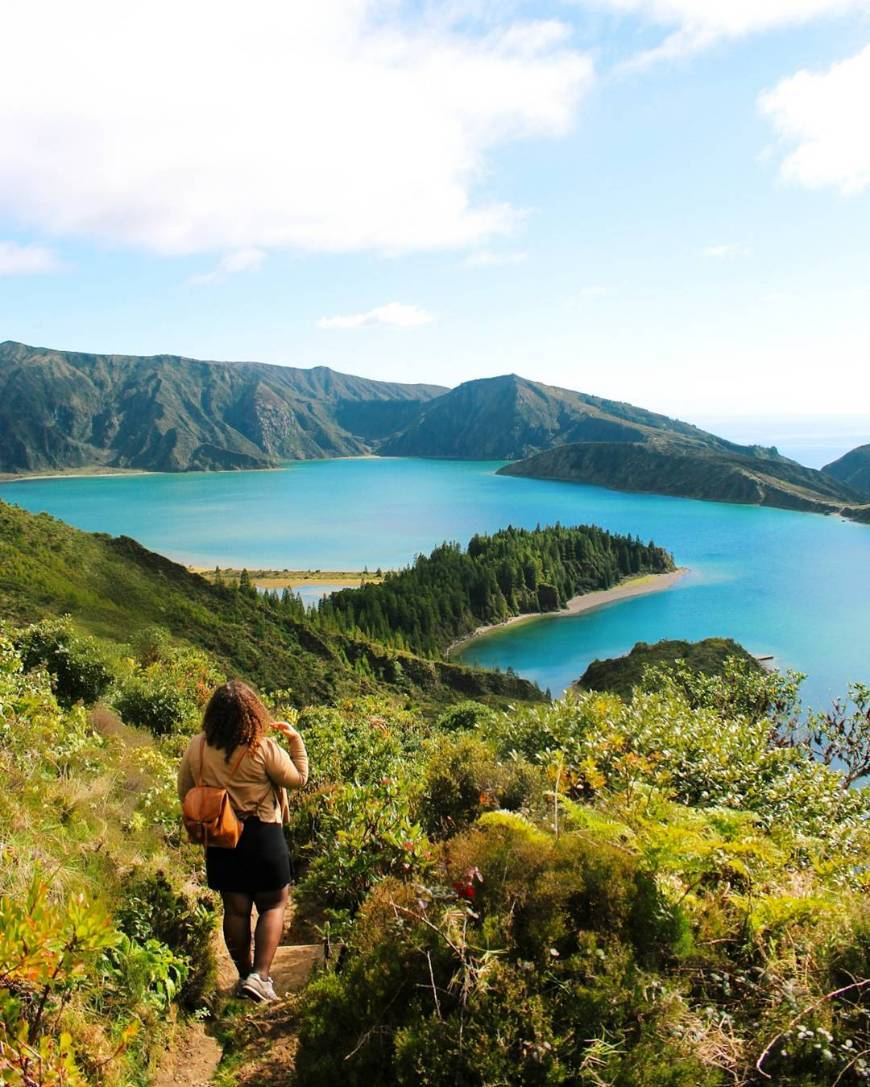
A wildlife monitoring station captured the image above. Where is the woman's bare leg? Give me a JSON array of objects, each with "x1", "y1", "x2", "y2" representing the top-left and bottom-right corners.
[
  {"x1": 252, "y1": 885, "x2": 289, "y2": 978},
  {"x1": 221, "y1": 891, "x2": 254, "y2": 978}
]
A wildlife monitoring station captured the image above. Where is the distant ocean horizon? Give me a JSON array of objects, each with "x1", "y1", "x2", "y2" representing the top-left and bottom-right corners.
[{"x1": 690, "y1": 414, "x2": 870, "y2": 470}]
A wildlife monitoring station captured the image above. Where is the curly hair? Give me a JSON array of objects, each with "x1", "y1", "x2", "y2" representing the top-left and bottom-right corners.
[{"x1": 202, "y1": 680, "x2": 271, "y2": 759}]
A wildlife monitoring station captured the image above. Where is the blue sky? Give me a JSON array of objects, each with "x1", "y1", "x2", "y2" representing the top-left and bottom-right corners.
[{"x1": 1, "y1": 1, "x2": 868, "y2": 423}]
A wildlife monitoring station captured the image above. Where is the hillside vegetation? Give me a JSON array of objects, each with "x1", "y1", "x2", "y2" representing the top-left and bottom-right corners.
[
  {"x1": 824, "y1": 443, "x2": 870, "y2": 497},
  {"x1": 283, "y1": 661, "x2": 869, "y2": 1086},
  {"x1": 0, "y1": 628, "x2": 217, "y2": 1084},
  {"x1": 576, "y1": 637, "x2": 762, "y2": 700},
  {"x1": 1, "y1": 504, "x2": 868, "y2": 1084},
  {"x1": 0, "y1": 500, "x2": 542, "y2": 708},
  {"x1": 499, "y1": 438, "x2": 867, "y2": 519},
  {"x1": 4, "y1": 621, "x2": 867, "y2": 1085},
  {"x1": 0, "y1": 340, "x2": 443, "y2": 474},
  {"x1": 320, "y1": 524, "x2": 674, "y2": 656},
  {"x1": 378, "y1": 373, "x2": 727, "y2": 460}
]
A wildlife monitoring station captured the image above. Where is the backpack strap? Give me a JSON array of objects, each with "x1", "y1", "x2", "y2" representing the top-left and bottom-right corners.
[{"x1": 196, "y1": 735, "x2": 206, "y2": 788}]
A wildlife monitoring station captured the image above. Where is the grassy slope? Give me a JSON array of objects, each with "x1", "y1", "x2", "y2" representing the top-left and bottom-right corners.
[
  {"x1": 498, "y1": 438, "x2": 869, "y2": 519},
  {"x1": 576, "y1": 637, "x2": 762, "y2": 700},
  {"x1": 0, "y1": 501, "x2": 543, "y2": 707},
  {"x1": 824, "y1": 442, "x2": 870, "y2": 496},
  {"x1": 379, "y1": 373, "x2": 736, "y2": 460}
]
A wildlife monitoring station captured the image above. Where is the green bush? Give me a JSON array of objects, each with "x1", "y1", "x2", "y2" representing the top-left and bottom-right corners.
[
  {"x1": 414, "y1": 732, "x2": 544, "y2": 838},
  {"x1": 283, "y1": 697, "x2": 427, "y2": 866},
  {"x1": 481, "y1": 673, "x2": 869, "y2": 842},
  {"x1": 15, "y1": 616, "x2": 114, "y2": 706},
  {"x1": 296, "y1": 776, "x2": 431, "y2": 928},
  {"x1": 434, "y1": 700, "x2": 497, "y2": 733},
  {"x1": 99, "y1": 933, "x2": 188, "y2": 1014},
  {"x1": 114, "y1": 642, "x2": 223, "y2": 735},
  {"x1": 116, "y1": 871, "x2": 216, "y2": 1008},
  {"x1": 296, "y1": 814, "x2": 698, "y2": 1086},
  {"x1": 114, "y1": 674, "x2": 194, "y2": 735}
]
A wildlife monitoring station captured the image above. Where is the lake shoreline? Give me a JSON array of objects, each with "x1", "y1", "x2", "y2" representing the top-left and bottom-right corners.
[
  {"x1": 0, "y1": 454, "x2": 389, "y2": 484},
  {"x1": 446, "y1": 568, "x2": 690, "y2": 657},
  {"x1": 0, "y1": 467, "x2": 157, "y2": 483}
]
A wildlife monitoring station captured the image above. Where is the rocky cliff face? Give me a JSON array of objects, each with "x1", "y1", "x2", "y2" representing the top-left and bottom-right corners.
[{"x1": 0, "y1": 341, "x2": 444, "y2": 473}]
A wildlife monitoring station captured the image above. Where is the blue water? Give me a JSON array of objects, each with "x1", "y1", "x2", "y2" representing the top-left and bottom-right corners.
[
  {"x1": 259, "y1": 583, "x2": 349, "y2": 607},
  {"x1": 2, "y1": 458, "x2": 868, "y2": 710}
]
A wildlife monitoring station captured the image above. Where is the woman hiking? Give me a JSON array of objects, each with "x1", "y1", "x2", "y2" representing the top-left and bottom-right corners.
[{"x1": 177, "y1": 680, "x2": 309, "y2": 1003}]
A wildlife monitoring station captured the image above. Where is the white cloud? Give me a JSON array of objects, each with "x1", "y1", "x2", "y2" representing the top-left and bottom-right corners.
[
  {"x1": 464, "y1": 249, "x2": 527, "y2": 266},
  {"x1": 575, "y1": 285, "x2": 608, "y2": 298},
  {"x1": 188, "y1": 248, "x2": 266, "y2": 286},
  {"x1": 703, "y1": 243, "x2": 751, "y2": 258},
  {"x1": 582, "y1": 0, "x2": 864, "y2": 61},
  {"x1": 318, "y1": 302, "x2": 435, "y2": 329},
  {"x1": 0, "y1": 240, "x2": 62, "y2": 276},
  {"x1": 0, "y1": 2, "x2": 592, "y2": 257},
  {"x1": 759, "y1": 44, "x2": 870, "y2": 195}
]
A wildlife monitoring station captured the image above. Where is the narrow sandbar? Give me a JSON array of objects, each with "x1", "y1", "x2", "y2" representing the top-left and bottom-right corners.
[
  {"x1": 0, "y1": 467, "x2": 155, "y2": 483},
  {"x1": 191, "y1": 567, "x2": 387, "y2": 590},
  {"x1": 447, "y1": 568, "x2": 690, "y2": 656}
]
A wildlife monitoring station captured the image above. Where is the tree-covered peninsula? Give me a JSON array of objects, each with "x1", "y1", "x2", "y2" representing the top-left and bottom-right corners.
[
  {"x1": 318, "y1": 524, "x2": 675, "y2": 656},
  {"x1": 0, "y1": 500, "x2": 540, "y2": 708}
]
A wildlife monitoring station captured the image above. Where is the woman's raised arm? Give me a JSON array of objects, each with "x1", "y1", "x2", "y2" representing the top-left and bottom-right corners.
[{"x1": 265, "y1": 722, "x2": 309, "y2": 788}]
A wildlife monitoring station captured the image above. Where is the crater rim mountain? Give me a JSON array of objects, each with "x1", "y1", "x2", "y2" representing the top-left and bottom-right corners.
[{"x1": 2, "y1": 339, "x2": 867, "y2": 522}]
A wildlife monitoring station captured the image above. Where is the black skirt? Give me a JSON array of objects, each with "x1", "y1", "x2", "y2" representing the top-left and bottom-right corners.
[{"x1": 205, "y1": 817, "x2": 291, "y2": 894}]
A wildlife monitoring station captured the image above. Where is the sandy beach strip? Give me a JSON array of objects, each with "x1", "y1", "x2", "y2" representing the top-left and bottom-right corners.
[
  {"x1": 190, "y1": 567, "x2": 385, "y2": 590},
  {"x1": 446, "y1": 568, "x2": 690, "y2": 656},
  {"x1": 0, "y1": 468, "x2": 155, "y2": 483}
]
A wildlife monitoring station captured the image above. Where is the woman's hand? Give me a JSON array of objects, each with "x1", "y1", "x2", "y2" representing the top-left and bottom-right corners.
[{"x1": 271, "y1": 720, "x2": 298, "y2": 740}]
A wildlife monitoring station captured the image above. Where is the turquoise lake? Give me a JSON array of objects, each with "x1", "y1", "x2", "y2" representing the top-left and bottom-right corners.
[{"x1": 2, "y1": 458, "x2": 868, "y2": 711}]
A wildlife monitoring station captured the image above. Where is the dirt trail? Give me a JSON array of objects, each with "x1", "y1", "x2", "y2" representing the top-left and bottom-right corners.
[
  {"x1": 153, "y1": 1022, "x2": 222, "y2": 1087},
  {"x1": 155, "y1": 894, "x2": 324, "y2": 1086}
]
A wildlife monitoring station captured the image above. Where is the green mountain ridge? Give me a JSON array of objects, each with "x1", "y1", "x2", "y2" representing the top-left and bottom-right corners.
[
  {"x1": 0, "y1": 340, "x2": 445, "y2": 473},
  {"x1": 379, "y1": 372, "x2": 742, "y2": 459},
  {"x1": 497, "y1": 436, "x2": 869, "y2": 519},
  {"x1": 4, "y1": 340, "x2": 868, "y2": 522},
  {"x1": 824, "y1": 442, "x2": 870, "y2": 496}
]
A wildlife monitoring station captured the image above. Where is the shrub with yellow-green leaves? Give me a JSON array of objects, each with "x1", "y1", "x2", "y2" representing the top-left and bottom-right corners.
[
  {"x1": 284, "y1": 697, "x2": 429, "y2": 876},
  {"x1": 294, "y1": 667, "x2": 869, "y2": 1086},
  {"x1": 112, "y1": 640, "x2": 223, "y2": 736},
  {"x1": 0, "y1": 628, "x2": 217, "y2": 1084},
  {"x1": 481, "y1": 663, "x2": 869, "y2": 845}
]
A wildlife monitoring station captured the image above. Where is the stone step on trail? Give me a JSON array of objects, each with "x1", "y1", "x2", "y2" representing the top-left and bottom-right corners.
[{"x1": 270, "y1": 942, "x2": 325, "y2": 996}]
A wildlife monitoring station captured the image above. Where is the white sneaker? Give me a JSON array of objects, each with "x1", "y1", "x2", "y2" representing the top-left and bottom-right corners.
[{"x1": 240, "y1": 972, "x2": 278, "y2": 1003}]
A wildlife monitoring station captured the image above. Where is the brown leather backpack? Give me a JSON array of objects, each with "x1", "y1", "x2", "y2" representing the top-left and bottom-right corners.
[{"x1": 182, "y1": 737, "x2": 247, "y2": 848}]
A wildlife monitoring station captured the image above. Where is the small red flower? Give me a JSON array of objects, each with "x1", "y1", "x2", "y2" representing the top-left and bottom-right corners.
[
  {"x1": 452, "y1": 880, "x2": 476, "y2": 901},
  {"x1": 453, "y1": 866, "x2": 483, "y2": 901}
]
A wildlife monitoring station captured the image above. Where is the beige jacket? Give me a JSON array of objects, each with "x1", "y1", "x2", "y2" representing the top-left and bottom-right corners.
[{"x1": 177, "y1": 727, "x2": 309, "y2": 824}]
